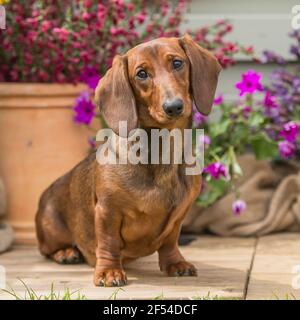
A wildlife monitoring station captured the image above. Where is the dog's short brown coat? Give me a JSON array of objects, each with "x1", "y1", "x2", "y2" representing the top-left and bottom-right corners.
[{"x1": 35, "y1": 35, "x2": 221, "y2": 287}]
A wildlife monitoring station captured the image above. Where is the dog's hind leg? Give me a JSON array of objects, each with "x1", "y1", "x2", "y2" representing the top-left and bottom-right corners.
[{"x1": 35, "y1": 201, "x2": 84, "y2": 265}]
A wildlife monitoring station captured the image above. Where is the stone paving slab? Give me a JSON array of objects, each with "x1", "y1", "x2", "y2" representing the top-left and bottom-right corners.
[{"x1": 0, "y1": 236, "x2": 256, "y2": 300}]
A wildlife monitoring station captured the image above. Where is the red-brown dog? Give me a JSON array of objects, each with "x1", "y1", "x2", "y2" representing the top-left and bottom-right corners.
[{"x1": 36, "y1": 34, "x2": 221, "y2": 287}]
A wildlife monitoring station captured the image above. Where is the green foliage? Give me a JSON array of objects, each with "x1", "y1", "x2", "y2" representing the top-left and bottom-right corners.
[
  {"x1": 1, "y1": 278, "x2": 87, "y2": 300},
  {"x1": 250, "y1": 133, "x2": 278, "y2": 160},
  {"x1": 197, "y1": 95, "x2": 284, "y2": 208}
]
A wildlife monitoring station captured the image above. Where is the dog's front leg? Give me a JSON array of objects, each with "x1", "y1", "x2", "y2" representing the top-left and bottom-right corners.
[
  {"x1": 93, "y1": 204, "x2": 127, "y2": 287},
  {"x1": 158, "y1": 219, "x2": 197, "y2": 277}
]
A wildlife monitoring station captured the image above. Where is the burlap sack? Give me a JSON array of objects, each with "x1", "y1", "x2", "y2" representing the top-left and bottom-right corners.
[{"x1": 183, "y1": 154, "x2": 300, "y2": 236}]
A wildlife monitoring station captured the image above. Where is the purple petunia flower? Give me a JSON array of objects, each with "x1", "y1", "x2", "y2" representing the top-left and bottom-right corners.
[
  {"x1": 193, "y1": 111, "x2": 207, "y2": 126},
  {"x1": 80, "y1": 66, "x2": 100, "y2": 90},
  {"x1": 242, "y1": 105, "x2": 251, "y2": 119},
  {"x1": 263, "y1": 91, "x2": 280, "y2": 118},
  {"x1": 203, "y1": 162, "x2": 227, "y2": 180},
  {"x1": 213, "y1": 94, "x2": 224, "y2": 105},
  {"x1": 261, "y1": 50, "x2": 285, "y2": 65},
  {"x1": 73, "y1": 91, "x2": 95, "y2": 125},
  {"x1": 232, "y1": 199, "x2": 247, "y2": 216},
  {"x1": 235, "y1": 69, "x2": 263, "y2": 96},
  {"x1": 278, "y1": 140, "x2": 296, "y2": 159},
  {"x1": 290, "y1": 45, "x2": 300, "y2": 58},
  {"x1": 199, "y1": 134, "x2": 211, "y2": 147},
  {"x1": 279, "y1": 121, "x2": 299, "y2": 142}
]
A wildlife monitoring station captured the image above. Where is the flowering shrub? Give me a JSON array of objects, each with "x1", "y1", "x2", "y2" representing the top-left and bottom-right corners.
[
  {"x1": 1, "y1": 1, "x2": 254, "y2": 150},
  {"x1": 0, "y1": 0, "x2": 252, "y2": 83},
  {"x1": 196, "y1": 31, "x2": 300, "y2": 213}
]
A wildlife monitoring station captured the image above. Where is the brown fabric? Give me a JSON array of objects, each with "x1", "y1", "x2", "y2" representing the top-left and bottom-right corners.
[{"x1": 183, "y1": 154, "x2": 300, "y2": 236}]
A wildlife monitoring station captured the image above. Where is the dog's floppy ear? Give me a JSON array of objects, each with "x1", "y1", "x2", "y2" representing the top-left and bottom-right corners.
[
  {"x1": 95, "y1": 54, "x2": 137, "y2": 137},
  {"x1": 179, "y1": 34, "x2": 222, "y2": 116}
]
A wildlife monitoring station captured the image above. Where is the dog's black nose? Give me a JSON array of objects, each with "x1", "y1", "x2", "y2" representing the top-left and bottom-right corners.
[{"x1": 163, "y1": 99, "x2": 184, "y2": 117}]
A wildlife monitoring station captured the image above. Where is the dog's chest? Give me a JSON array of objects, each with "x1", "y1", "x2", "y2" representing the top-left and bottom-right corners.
[
  {"x1": 119, "y1": 166, "x2": 189, "y2": 257},
  {"x1": 127, "y1": 165, "x2": 186, "y2": 213}
]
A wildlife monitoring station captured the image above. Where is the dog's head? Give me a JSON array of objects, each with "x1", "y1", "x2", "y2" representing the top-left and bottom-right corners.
[{"x1": 95, "y1": 34, "x2": 221, "y2": 136}]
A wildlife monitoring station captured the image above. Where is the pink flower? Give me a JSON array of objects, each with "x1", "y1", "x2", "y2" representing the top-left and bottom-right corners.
[
  {"x1": 242, "y1": 106, "x2": 251, "y2": 119},
  {"x1": 279, "y1": 121, "x2": 299, "y2": 143},
  {"x1": 80, "y1": 66, "x2": 100, "y2": 90},
  {"x1": 41, "y1": 21, "x2": 51, "y2": 32},
  {"x1": 193, "y1": 112, "x2": 207, "y2": 126},
  {"x1": 213, "y1": 94, "x2": 223, "y2": 105},
  {"x1": 199, "y1": 134, "x2": 211, "y2": 147},
  {"x1": 243, "y1": 46, "x2": 254, "y2": 54},
  {"x1": 127, "y1": 3, "x2": 134, "y2": 11},
  {"x1": 136, "y1": 13, "x2": 146, "y2": 24},
  {"x1": 82, "y1": 12, "x2": 91, "y2": 22},
  {"x1": 73, "y1": 91, "x2": 95, "y2": 125},
  {"x1": 203, "y1": 162, "x2": 227, "y2": 180},
  {"x1": 235, "y1": 70, "x2": 263, "y2": 96},
  {"x1": 97, "y1": 5, "x2": 106, "y2": 21},
  {"x1": 263, "y1": 91, "x2": 279, "y2": 117},
  {"x1": 278, "y1": 141, "x2": 296, "y2": 159},
  {"x1": 53, "y1": 28, "x2": 69, "y2": 42},
  {"x1": 232, "y1": 200, "x2": 247, "y2": 215},
  {"x1": 27, "y1": 31, "x2": 37, "y2": 43},
  {"x1": 110, "y1": 27, "x2": 125, "y2": 36},
  {"x1": 84, "y1": 0, "x2": 93, "y2": 8}
]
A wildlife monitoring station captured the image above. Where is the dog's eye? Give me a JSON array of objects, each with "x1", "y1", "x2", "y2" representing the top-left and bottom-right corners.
[
  {"x1": 172, "y1": 59, "x2": 183, "y2": 70},
  {"x1": 136, "y1": 70, "x2": 148, "y2": 79}
]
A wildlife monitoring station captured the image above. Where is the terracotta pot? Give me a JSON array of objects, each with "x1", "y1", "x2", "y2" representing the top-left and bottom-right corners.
[{"x1": 0, "y1": 83, "x2": 95, "y2": 244}]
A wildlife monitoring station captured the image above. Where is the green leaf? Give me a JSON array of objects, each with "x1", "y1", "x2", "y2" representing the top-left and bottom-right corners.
[
  {"x1": 250, "y1": 133, "x2": 278, "y2": 160},
  {"x1": 197, "y1": 179, "x2": 229, "y2": 207},
  {"x1": 248, "y1": 112, "x2": 264, "y2": 127},
  {"x1": 210, "y1": 119, "x2": 230, "y2": 138}
]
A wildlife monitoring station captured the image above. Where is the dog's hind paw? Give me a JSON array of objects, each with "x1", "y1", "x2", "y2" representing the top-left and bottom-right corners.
[
  {"x1": 94, "y1": 268, "x2": 127, "y2": 287},
  {"x1": 51, "y1": 247, "x2": 84, "y2": 264},
  {"x1": 166, "y1": 261, "x2": 197, "y2": 277}
]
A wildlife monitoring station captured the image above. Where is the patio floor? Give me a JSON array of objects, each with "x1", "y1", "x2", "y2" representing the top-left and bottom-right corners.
[{"x1": 1, "y1": 233, "x2": 300, "y2": 300}]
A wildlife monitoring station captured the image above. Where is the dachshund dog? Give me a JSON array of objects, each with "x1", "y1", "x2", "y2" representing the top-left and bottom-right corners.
[{"x1": 35, "y1": 34, "x2": 221, "y2": 287}]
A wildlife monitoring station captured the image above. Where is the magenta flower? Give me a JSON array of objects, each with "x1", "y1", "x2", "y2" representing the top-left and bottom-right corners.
[
  {"x1": 263, "y1": 91, "x2": 279, "y2": 117},
  {"x1": 53, "y1": 27, "x2": 69, "y2": 42},
  {"x1": 193, "y1": 111, "x2": 207, "y2": 126},
  {"x1": 278, "y1": 141, "x2": 296, "y2": 159},
  {"x1": 199, "y1": 134, "x2": 211, "y2": 147},
  {"x1": 80, "y1": 66, "x2": 100, "y2": 90},
  {"x1": 41, "y1": 20, "x2": 51, "y2": 32},
  {"x1": 213, "y1": 94, "x2": 223, "y2": 105},
  {"x1": 242, "y1": 106, "x2": 251, "y2": 119},
  {"x1": 203, "y1": 162, "x2": 227, "y2": 180},
  {"x1": 235, "y1": 70, "x2": 263, "y2": 96},
  {"x1": 232, "y1": 200, "x2": 247, "y2": 216},
  {"x1": 136, "y1": 12, "x2": 146, "y2": 24},
  {"x1": 279, "y1": 121, "x2": 299, "y2": 143},
  {"x1": 73, "y1": 91, "x2": 95, "y2": 125}
]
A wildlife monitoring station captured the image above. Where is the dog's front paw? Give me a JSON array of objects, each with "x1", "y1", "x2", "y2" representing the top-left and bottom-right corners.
[
  {"x1": 166, "y1": 261, "x2": 197, "y2": 277},
  {"x1": 94, "y1": 268, "x2": 128, "y2": 287}
]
